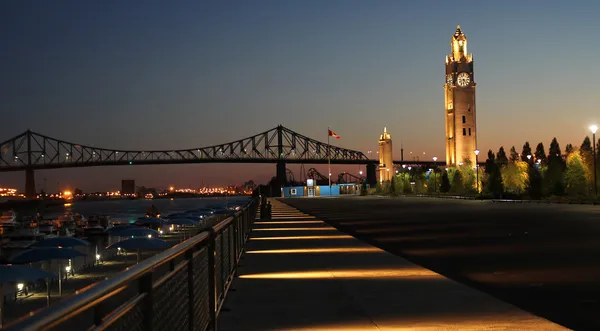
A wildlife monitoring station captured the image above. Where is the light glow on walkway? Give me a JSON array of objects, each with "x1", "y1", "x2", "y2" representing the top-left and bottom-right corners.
[
  {"x1": 254, "y1": 221, "x2": 324, "y2": 225},
  {"x1": 245, "y1": 247, "x2": 381, "y2": 254},
  {"x1": 249, "y1": 235, "x2": 353, "y2": 240},
  {"x1": 239, "y1": 268, "x2": 440, "y2": 279},
  {"x1": 253, "y1": 227, "x2": 337, "y2": 231}
]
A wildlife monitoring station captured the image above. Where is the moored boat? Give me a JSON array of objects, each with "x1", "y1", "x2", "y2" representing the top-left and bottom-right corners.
[{"x1": 0, "y1": 210, "x2": 18, "y2": 234}]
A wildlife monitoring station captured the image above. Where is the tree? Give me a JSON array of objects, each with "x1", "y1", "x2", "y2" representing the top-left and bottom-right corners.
[
  {"x1": 527, "y1": 164, "x2": 542, "y2": 199},
  {"x1": 459, "y1": 162, "x2": 476, "y2": 193},
  {"x1": 565, "y1": 144, "x2": 574, "y2": 155},
  {"x1": 580, "y1": 136, "x2": 594, "y2": 184},
  {"x1": 390, "y1": 175, "x2": 396, "y2": 194},
  {"x1": 509, "y1": 146, "x2": 519, "y2": 162},
  {"x1": 502, "y1": 161, "x2": 528, "y2": 196},
  {"x1": 564, "y1": 151, "x2": 588, "y2": 197},
  {"x1": 521, "y1": 142, "x2": 533, "y2": 163},
  {"x1": 534, "y1": 142, "x2": 547, "y2": 166},
  {"x1": 450, "y1": 169, "x2": 464, "y2": 194},
  {"x1": 544, "y1": 138, "x2": 565, "y2": 196},
  {"x1": 392, "y1": 174, "x2": 403, "y2": 193},
  {"x1": 440, "y1": 170, "x2": 451, "y2": 193},
  {"x1": 581, "y1": 136, "x2": 592, "y2": 154},
  {"x1": 485, "y1": 150, "x2": 504, "y2": 198},
  {"x1": 496, "y1": 146, "x2": 509, "y2": 167}
]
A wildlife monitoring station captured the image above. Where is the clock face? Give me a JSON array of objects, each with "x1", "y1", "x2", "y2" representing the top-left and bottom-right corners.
[
  {"x1": 446, "y1": 74, "x2": 453, "y2": 86},
  {"x1": 457, "y1": 72, "x2": 470, "y2": 87}
]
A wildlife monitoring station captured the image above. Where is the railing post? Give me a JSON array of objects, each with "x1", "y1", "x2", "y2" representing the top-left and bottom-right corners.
[
  {"x1": 185, "y1": 249, "x2": 195, "y2": 331},
  {"x1": 139, "y1": 272, "x2": 154, "y2": 331},
  {"x1": 205, "y1": 228, "x2": 217, "y2": 331}
]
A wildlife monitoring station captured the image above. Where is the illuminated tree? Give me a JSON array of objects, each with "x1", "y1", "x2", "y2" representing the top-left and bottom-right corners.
[
  {"x1": 496, "y1": 146, "x2": 509, "y2": 166},
  {"x1": 450, "y1": 169, "x2": 464, "y2": 194},
  {"x1": 509, "y1": 146, "x2": 519, "y2": 162},
  {"x1": 459, "y1": 161, "x2": 476, "y2": 193},
  {"x1": 564, "y1": 151, "x2": 588, "y2": 197},
  {"x1": 502, "y1": 161, "x2": 528, "y2": 195},
  {"x1": 413, "y1": 170, "x2": 427, "y2": 194},
  {"x1": 392, "y1": 174, "x2": 403, "y2": 193}
]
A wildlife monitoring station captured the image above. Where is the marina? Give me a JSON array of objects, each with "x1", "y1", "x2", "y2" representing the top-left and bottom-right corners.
[{"x1": 0, "y1": 196, "x2": 250, "y2": 327}]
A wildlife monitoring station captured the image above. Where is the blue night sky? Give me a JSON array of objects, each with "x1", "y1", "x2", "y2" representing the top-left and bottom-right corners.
[{"x1": 1, "y1": 1, "x2": 599, "y2": 192}]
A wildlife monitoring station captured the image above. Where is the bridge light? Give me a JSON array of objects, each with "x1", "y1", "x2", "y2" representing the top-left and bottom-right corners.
[{"x1": 129, "y1": 161, "x2": 133, "y2": 165}]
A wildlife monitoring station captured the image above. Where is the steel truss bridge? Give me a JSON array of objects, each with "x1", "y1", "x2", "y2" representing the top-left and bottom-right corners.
[{"x1": 0, "y1": 125, "x2": 450, "y2": 198}]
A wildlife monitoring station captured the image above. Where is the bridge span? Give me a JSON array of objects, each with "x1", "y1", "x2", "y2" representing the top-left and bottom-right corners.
[{"x1": 0, "y1": 125, "x2": 462, "y2": 198}]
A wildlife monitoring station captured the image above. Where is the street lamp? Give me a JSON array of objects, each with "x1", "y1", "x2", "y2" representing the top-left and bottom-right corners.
[
  {"x1": 474, "y1": 149, "x2": 480, "y2": 193},
  {"x1": 590, "y1": 124, "x2": 598, "y2": 197},
  {"x1": 433, "y1": 156, "x2": 438, "y2": 193}
]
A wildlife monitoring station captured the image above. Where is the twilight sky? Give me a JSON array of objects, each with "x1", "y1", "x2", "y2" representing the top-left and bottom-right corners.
[{"x1": 1, "y1": 1, "x2": 599, "y2": 192}]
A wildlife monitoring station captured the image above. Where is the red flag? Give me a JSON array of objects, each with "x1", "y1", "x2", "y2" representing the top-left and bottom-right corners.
[{"x1": 328, "y1": 129, "x2": 340, "y2": 139}]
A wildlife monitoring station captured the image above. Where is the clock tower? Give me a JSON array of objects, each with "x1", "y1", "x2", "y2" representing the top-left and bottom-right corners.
[{"x1": 444, "y1": 25, "x2": 477, "y2": 166}]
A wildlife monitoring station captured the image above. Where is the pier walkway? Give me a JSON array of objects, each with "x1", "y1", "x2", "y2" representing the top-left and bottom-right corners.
[{"x1": 218, "y1": 199, "x2": 568, "y2": 331}]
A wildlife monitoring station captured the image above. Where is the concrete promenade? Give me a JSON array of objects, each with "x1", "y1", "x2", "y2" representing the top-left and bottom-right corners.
[{"x1": 218, "y1": 199, "x2": 567, "y2": 331}]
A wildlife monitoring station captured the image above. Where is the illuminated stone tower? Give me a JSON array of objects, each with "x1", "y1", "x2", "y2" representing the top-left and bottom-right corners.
[
  {"x1": 444, "y1": 25, "x2": 477, "y2": 166},
  {"x1": 378, "y1": 127, "x2": 393, "y2": 182}
]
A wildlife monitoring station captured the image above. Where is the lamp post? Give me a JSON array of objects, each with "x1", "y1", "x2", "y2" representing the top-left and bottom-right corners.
[
  {"x1": 590, "y1": 124, "x2": 598, "y2": 197},
  {"x1": 474, "y1": 149, "x2": 480, "y2": 193},
  {"x1": 433, "y1": 156, "x2": 438, "y2": 193}
]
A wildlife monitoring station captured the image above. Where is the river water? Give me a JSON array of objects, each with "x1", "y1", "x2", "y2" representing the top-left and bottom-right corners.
[{"x1": 44, "y1": 196, "x2": 252, "y2": 222}]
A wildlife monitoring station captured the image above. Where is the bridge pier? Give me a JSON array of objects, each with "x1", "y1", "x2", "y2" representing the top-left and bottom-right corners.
[
  {"x1": 25, "y1": 168, "x2": 36, "y2": 200},
  {"x1": 276, "y1": 161, "x2": 287, "y2": 188},
  {"x1": 366, "y1": 163, "x2": 377, "y2": 187}
]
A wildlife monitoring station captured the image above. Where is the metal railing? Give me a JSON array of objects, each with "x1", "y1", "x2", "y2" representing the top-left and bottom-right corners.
[{"x1": 4, "y1": 199, "x2": 258, "y2": 331}]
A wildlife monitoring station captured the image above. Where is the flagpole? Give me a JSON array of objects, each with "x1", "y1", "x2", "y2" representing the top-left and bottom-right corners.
[
  {"x1": 327, "y1": 127, "x2": 331, "y2": 195},
  {"x1": 327, "y1": 127, "x2": 331, "y2": 193}
]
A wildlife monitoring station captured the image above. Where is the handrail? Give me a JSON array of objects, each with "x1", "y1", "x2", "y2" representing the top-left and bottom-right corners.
[{"x1": 5, "y1": 198, "x2": 258, "y2": 331}]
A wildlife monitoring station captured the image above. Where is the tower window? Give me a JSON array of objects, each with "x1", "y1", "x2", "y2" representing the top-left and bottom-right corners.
[
  {"x1": 469, "y1": 128, "x2": 472, "y2": 136},
  {"x1": 463, "y1": 128, "x2": 466, "y2": 136},
  {"x1": 462, "y1": 116, "x2": 466, "y2": 123}
]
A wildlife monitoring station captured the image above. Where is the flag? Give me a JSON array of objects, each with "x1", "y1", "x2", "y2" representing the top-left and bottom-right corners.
[{"x1": 328, "y1": 129, "x2": 340, "y2": 139}]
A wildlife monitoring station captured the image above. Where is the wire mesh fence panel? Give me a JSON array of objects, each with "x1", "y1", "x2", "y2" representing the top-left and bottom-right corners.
[
  {"x1": 214, "y1": 234, "x2": 223, "y2": 299},
  {"x1": 229, "y1": 225, "x2": 236, "y2": 271},
  {"x1": 152, "y1": 267, "x2": 190, "y2": 331},
  {"x1": 193, "y1": 248, "x2": 211, "y2": 331},
  {"x1": 104, "y1": 303, "x2": 146, "y2": 331},
  {"x1": 221, "y1": 228, "x2": 230, "y2": 286}
]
